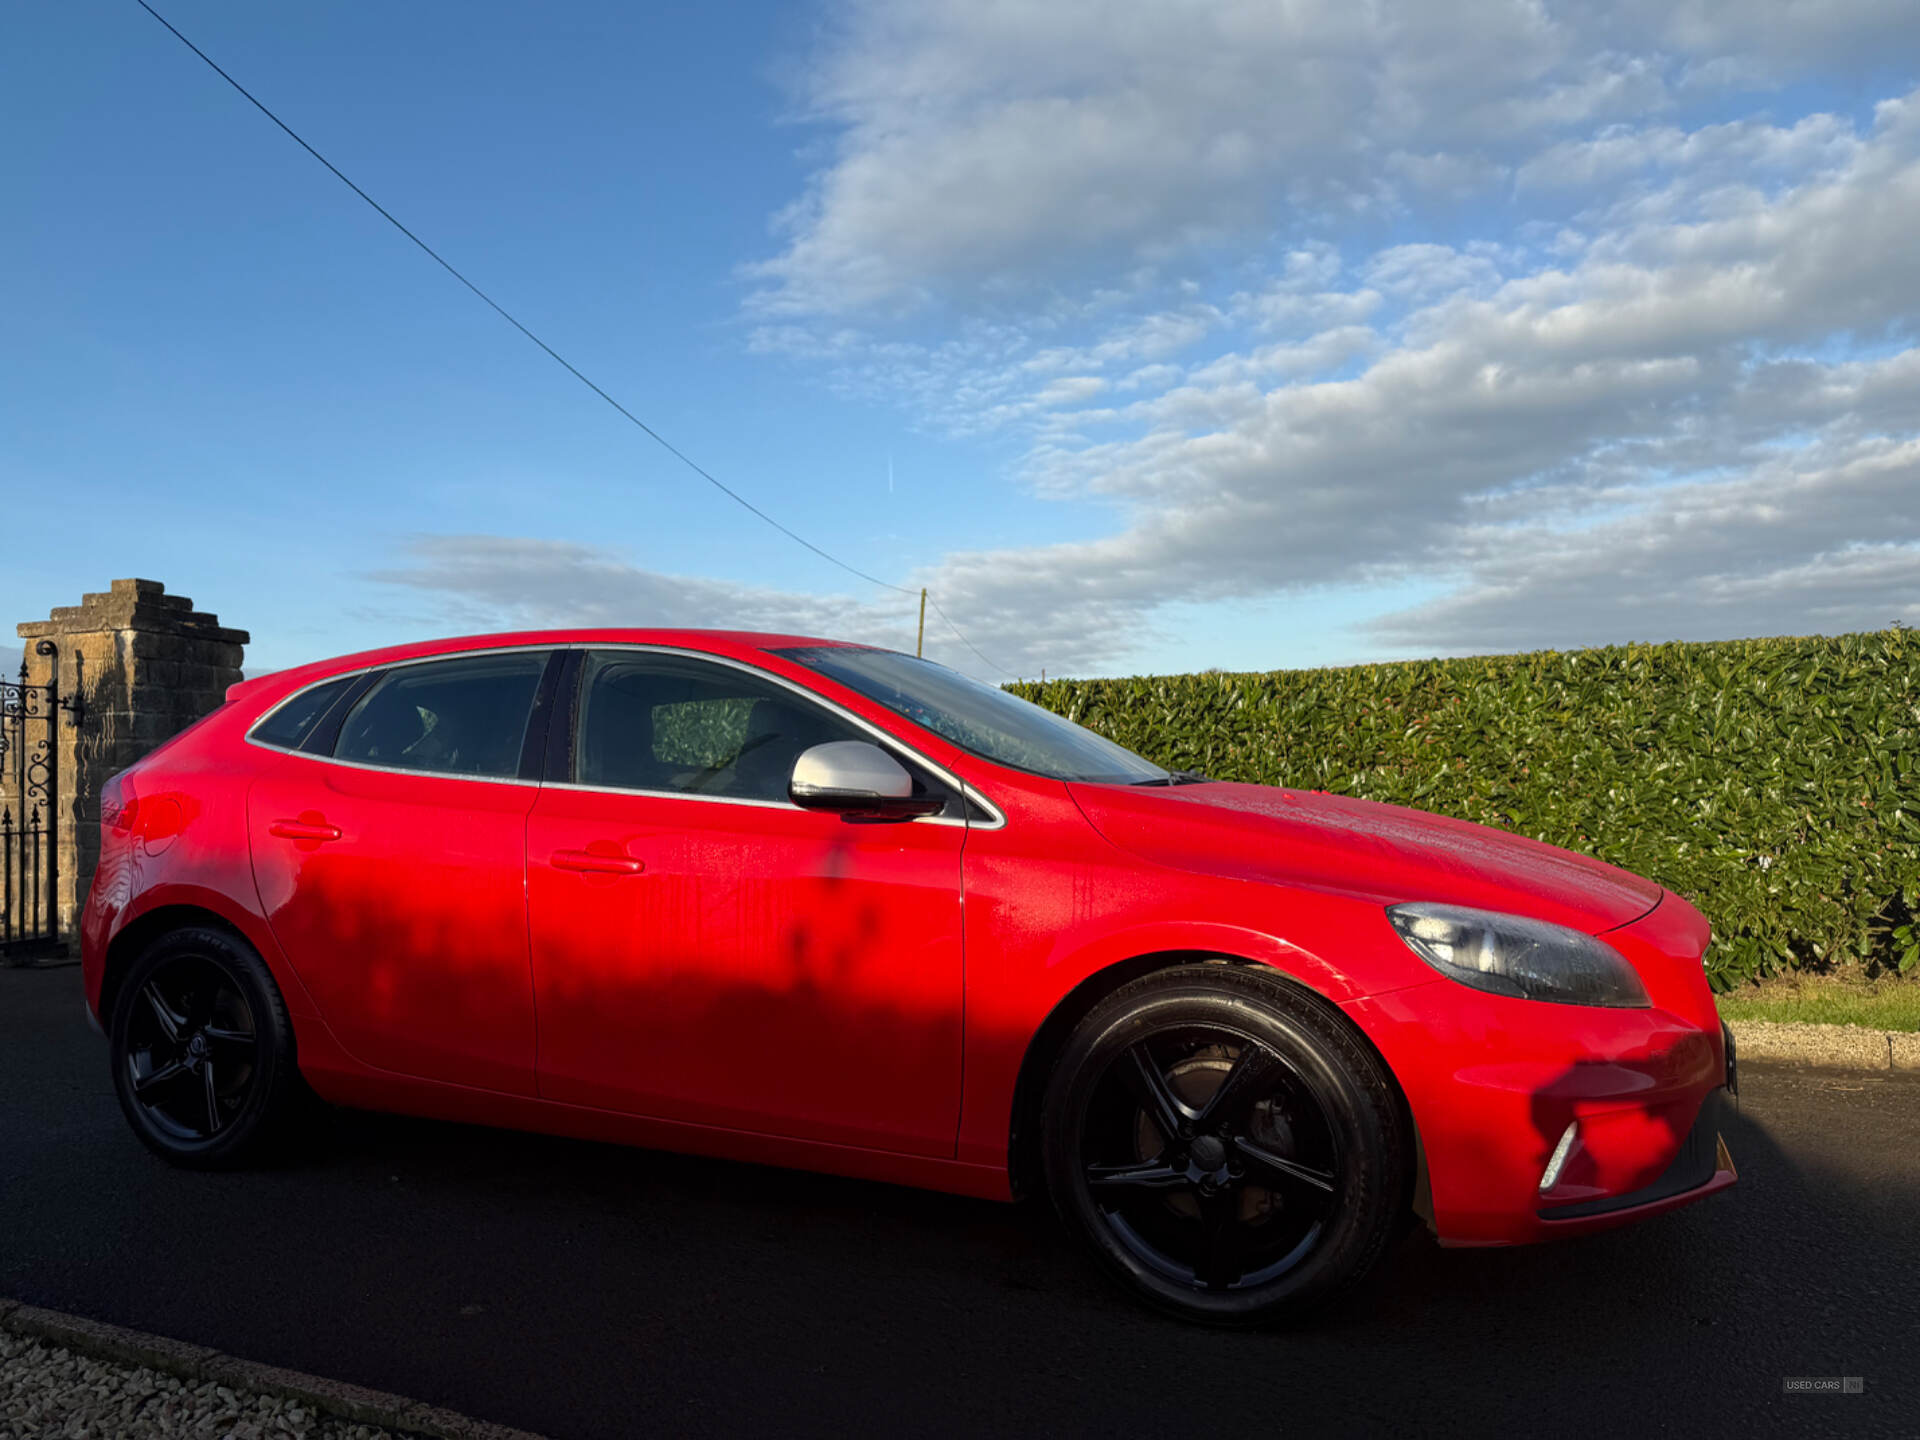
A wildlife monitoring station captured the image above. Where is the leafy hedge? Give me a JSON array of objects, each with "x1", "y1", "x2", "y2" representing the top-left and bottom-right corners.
[{"x1": 1009, "y1": 628, "x2": 1920, "y2": 987}]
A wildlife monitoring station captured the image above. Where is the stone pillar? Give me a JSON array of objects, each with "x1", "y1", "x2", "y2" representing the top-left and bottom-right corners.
[{"x1": 13, "y1": 579, "x2": 248, "y2": 947}]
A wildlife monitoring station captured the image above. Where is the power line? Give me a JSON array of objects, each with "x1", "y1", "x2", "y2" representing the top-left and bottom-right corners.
[
  {"x1": 134, "y1": 2, "x2": 1025, "y2": 677},
  {"x1": 133, "y1": 0, "x2": 917, "y2": 600},
  {"x1": 927, "y1": 593, "x2": 1014, "y2": 678}
]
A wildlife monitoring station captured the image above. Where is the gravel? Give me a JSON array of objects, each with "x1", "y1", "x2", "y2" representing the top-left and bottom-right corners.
[{"x1": 0, "y1": 1331, "x2": 417, "y2": 1440}]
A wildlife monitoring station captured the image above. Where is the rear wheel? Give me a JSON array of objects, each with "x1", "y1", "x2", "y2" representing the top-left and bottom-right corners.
[
  {"x1": 109, "y1": 925, "x2": 300, "y2": 1168},
  {"x1": 1042, "y1": 964, "x2": 1408, "y2": 1325}
]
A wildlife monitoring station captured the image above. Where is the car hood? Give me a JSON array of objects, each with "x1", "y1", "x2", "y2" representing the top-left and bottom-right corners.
[{"x1": 1067, "y1": 780, "x2": 1662, "y2": 935}]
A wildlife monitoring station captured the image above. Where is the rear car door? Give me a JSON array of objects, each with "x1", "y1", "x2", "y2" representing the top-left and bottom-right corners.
[
  {"x1": 525, "y1": 648, "x2": 969, "y2": 1156},
  {"x1": 247, "y1": 648, "x2": 558, "y2": 1096}
]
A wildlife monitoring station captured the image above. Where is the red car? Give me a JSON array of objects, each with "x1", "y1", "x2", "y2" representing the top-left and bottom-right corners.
[{"x1": 82, "y1": 630, "x2": 1736, "y2": 1324}]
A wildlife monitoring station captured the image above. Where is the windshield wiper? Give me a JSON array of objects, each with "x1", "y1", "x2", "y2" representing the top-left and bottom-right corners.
[{"x1": 1132, "y1": 769, "x2": 1210, "y2": 786}]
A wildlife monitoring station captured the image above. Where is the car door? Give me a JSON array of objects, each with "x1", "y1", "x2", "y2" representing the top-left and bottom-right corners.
[
  {"x1": 247, "y1": 648, "x2": 558, "y2": 1096},
  {"x1": 526, "y1": 648, "x2": 969, "y2": 1157}
]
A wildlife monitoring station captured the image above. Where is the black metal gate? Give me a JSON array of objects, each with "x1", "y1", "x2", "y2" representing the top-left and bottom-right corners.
[{"x1": 2, "y1": 641, "x2": 83, "y2": 958}]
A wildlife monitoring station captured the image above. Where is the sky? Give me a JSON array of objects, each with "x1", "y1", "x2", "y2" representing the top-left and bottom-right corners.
[{"x1": 5, "y1": 1, "x2": 1920, "y2": 682}]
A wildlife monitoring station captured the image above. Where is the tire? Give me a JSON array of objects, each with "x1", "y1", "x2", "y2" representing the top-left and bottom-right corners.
[
  {"x1": 1041, "y1": 963, "x2": 1409, "y2": 1326},
  {"x1": 108, "y1": 924, "x2": 302, "y2": 1168}
]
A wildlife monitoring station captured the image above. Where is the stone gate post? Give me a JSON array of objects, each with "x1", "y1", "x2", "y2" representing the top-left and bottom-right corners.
[{"x1": 13, "y1": 579, "x2": 248, "y2": 949}]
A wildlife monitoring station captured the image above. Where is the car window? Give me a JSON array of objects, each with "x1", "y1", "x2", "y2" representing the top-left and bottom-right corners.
[
  {"x1": 577, "y1": 651, "x2": 918, "y2": 805},
  {"x1": 774, "y1": 645, "x2": 1167, "y2": 784},
  {"x1": 334, "y1": 652, "x2": 547, "y2": 779},
  {"x1": 250, "y1": 674, "x2": 356, "y2": 750}
]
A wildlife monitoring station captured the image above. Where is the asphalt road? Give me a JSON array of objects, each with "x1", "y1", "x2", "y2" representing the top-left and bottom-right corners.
[{"x1": 3, "y1": 965, "x2": 1915, "y2": 1439}]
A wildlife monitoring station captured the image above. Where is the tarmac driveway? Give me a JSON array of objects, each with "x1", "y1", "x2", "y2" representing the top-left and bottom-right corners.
[{"x1": 2, "y1": 964, "x2": 1914, "y2": 1438}]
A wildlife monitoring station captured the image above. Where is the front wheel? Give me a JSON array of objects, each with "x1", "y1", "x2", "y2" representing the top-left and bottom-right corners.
[
  {"x1": 108, "y1": 925, "x2": 301, "y2": 1168},
  {"x1": 1041, "y1": 964, "x2": 1410, "y2": 1325}
]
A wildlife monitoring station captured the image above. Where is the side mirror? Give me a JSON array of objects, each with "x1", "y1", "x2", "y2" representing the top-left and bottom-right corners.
[{"x1": 789, "y1": 741, "x2": 945, "y2": 820}]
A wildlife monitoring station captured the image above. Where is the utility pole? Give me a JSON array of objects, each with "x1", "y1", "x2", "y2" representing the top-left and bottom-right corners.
[{"x1": 916, "y1": 588, "x2": 927, "y2": 657}]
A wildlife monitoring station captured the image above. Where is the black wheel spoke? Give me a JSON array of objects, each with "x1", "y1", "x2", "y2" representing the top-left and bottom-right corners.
[
  {"x1": 132, "y1": 1058, "x2": 189, "y2": 1096},
  {"x1": 1193, "y1": 1041, "x2": 1280, "y2": 1131},
  {"x1": 202, "y1": 1063, "x2": 223, "y2": 1134},
  {"x1": 1122, "y1": 1044, "x2": 1192, "y2": 1144},
  {"x1": 1073, "y1": 1010, "x2": 1355, "y2": 1309},
  {"x1": 1233, "y1": 1135, "x2": 1336, "y2": 1195},
  {"x1": 1195, "y1": 1188, "x2": 1243, "y2": 1290},
  {"x1": 119, "y1": 952, "x2": 264, "y2": 1146},
  {"x1": 1086, "y1": 1159, "x2": 1188, "y2": 1192},
  {"x1": 142, "y1": 986, "x2": 185, "y2": 1044}
]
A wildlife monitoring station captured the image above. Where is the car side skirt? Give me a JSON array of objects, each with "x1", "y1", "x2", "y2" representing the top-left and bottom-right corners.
[{"x1": 299, "y1": 1057, "x2": 1015, "y2": 1204}]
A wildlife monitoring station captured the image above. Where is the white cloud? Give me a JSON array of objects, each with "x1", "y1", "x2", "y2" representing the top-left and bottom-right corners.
[
  {"x1": 748, "y1": 0, "x2": 1920, "y2": 320},
  {"x1": 366, "y1": 536, "x2": 1044, "y2": 680},
  {"x1": 748, "y1": 0, "x2": 1639, "y2": 317},
  {"x1": 1515, "y1": 112, "x2": 1863, "y2": 192},
  {"x1": 368, "y1": 536, "x2": 890, "y2": 641},
  {"x1": 1368, "y1": 442, "x2": 1920, "y2": 650},
  {"x1": 400, "y1": 12, "x2": 1920, "y2": 677},
  {"x1": 1364, "y1": 245, "x2": 1508, "y2": 302},
  {"x1": 1623, "y1": 0, "x2": 1920, "y2": 70},
  {"x1": 847, "y1": 92, "x2": 1920, "y2": 666}
]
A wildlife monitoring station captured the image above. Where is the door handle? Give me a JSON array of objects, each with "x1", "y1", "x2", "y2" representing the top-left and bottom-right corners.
[
  {"x1": 268, "y1": 818, "x2": 342, "y2": 842},
  {"x1": 551, "y1": 848, "x2": 645, "y2": 875}
]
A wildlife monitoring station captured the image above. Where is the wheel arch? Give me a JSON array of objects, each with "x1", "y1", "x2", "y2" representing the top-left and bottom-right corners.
[
  {"x1": 100, "y1": 896, "x2": 283, "y2": 1030},
  {"x1": 1005, "y1": 950, "x2": 1427, "y2": 1221}
]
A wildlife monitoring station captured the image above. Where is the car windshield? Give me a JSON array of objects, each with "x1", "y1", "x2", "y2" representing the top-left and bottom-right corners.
[{"x1": 775, "y1": 645, "x2": 1169, "y2": 784}]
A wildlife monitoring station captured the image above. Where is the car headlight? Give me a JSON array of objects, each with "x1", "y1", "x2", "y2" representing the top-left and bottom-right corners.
[{"x1": 1385, "y1": 902, "x2": 1650, "y2": 1008}]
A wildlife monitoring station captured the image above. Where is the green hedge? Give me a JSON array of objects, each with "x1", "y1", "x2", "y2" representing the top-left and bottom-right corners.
[{"x1": 1009, "y1": 628, "x2": 1920, "y2": 987}]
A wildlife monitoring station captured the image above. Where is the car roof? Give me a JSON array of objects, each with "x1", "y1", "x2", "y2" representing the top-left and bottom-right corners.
[{"x1": 229, "y1": 629, "x2": 871, "y2": 707}]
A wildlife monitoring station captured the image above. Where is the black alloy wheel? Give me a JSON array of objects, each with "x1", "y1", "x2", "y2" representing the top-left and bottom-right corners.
[
  {"x1": 1043, "y1": 964, "x2": 1409, "y2": 1325},
  {"x1": 110, "y1": 926, "x2": 300, "y2": 1167}
]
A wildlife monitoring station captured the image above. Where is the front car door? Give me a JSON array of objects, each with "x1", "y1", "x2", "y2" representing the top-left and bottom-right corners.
[
  {"x1": 247, "y1": 647, "x2": 557, "y2": 1096},
  {"x1": 526, "y1": 648, "x2": 969, "y2": 1157}
]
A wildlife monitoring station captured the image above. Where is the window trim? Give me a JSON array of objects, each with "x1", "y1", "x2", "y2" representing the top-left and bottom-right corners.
[
  {"x1": 248, "y1": 669, "x2": 377, "y2": 753},
  {"x1": 550, "y1": 644, "x2": 1003, "y2": 829},
  {"x1": 242, "y1": 642, "x2": 1005, "y2": 828},
  {"x1": 243, "y1": 644, "x2": 560, "y2": 788},
  {"x1": 298, "y1": 668, "x2": 384, "y2": 758},
  {"x1": 240, "y1": 671, "x2": 361, "y2": 754},
  {"x1": 517, "y1": 650, "x2": 571, "y2": 782}
]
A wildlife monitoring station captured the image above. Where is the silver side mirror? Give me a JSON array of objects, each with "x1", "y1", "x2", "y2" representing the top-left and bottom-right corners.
[{"x1": 789, "y1": 741, "x2": 944, "y2": 820}]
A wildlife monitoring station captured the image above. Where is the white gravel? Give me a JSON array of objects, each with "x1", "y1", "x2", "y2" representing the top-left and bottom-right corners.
[{"x1": 0, "y1": 1331, "x2": 414, "y2": 1440}]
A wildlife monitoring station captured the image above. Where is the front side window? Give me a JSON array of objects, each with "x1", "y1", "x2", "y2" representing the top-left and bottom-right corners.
[
  {"x1": 576, "y1": 651, "x2": 936, "y2": 806},
  {"x1": 774, "y1": 646, "x2": 1168, "y2": 784},
  {"x1": 334, "y1": 652, "x2": 547, "y2": 779}
]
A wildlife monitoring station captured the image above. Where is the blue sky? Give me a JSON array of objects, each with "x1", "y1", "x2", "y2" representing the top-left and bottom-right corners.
[{"x1": 6, "y1": 1, "x2": 1919, "y2": 680}]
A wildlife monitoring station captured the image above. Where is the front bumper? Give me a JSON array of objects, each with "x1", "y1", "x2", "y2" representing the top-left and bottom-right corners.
[
  {"x1": 1343, "y1": 895, "x2": 1736, "y2": 1246},
  {"x1": 1535, "y1": 1085, "x2": 1736, "y2": 1227}
]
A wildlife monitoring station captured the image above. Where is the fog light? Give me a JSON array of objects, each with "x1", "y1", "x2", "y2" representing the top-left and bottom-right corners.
[{"x1": 1539, "y1": 1121, "x2": 1579, "y2": 1192}]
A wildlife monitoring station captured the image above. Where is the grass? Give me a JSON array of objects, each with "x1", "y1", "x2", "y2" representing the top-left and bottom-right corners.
[{"x1": 1714, "y1": 974, "x2": 1920, "y2": 1032}]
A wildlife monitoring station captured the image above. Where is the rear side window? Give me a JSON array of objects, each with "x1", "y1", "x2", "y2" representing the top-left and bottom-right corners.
[
  {"x1": 250, "y1": 675, "x2": 357, "y2": 750},
  {"x1": 335, "y1": 652, "x2": 547, "y2": 779}
]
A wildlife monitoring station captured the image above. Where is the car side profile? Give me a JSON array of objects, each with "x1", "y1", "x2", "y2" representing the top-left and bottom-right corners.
[{"x1": 82, "y1": 630, "x2": 1736, "y2": 1324}]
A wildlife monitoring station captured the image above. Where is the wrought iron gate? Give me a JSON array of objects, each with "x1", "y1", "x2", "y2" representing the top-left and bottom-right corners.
[{"x1": 2, "y1": 641, "x2": 83, "y2": 957}]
